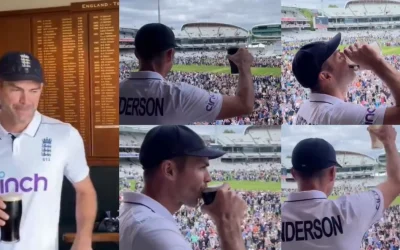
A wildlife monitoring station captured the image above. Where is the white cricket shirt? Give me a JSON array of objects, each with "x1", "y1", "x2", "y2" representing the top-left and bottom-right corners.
[
  {"x1": 119, "y1": 192, "x2": 191, "y2": 250},
  {"x1": 295, "y1": 93, "x2": 386, "y2": 125},
  {"x1": 119, "y1": 71, "x2": 223, "y2": 125},
  {"x1": 281, "y1": 189, "x2": 384, "y2": 250},
  {"x1": 0, "y1": 111, "x2": 89, "y2": 250}
]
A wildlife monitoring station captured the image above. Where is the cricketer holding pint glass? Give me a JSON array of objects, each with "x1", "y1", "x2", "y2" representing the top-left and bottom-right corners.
[
  {"x1": 120, "y1": 125, "x2": 248, "y2": 250},
  {"x1": 119, "y1": 23, "x2": 255, "y2": 125},
  {"x1": 0, "y1": 52, "x2": 97, "y2": 250},
  {"x1": 281, "y1": 126, "x2": 400, "y2": 250},
  {"x1": 293, "y1": 32, "x2": 400, "y2": 125}
]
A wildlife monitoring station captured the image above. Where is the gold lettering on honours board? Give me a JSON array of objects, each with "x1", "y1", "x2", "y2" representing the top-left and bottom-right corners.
[{"x1": 81, "y1": 2, "x2": 119, "y2": 9}]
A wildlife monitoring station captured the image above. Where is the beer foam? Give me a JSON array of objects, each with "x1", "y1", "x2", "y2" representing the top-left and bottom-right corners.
[
  {"x1": 203, "y1": 184, "x2": 223, "y2": 193},
  {"x1": 1, "y1": 193, "x2": 22, "y2": 202}
]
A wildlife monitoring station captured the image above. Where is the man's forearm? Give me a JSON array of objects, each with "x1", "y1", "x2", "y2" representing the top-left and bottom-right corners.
[
  {"x1": 384, "y1": 142, "x2": 400, "y2": 184},
  {"x1": 216, "y1": 220, "x2": 245, "y2": 250},
  {"x1": 74, "y1": 191, "x2": 97, "y2": 242},
  {"x1": 372, "y1": 59, "x2": 400, "y2": 106},
  {"x1": 237, "y1": 66, "x2": 254, "y2": 112}
]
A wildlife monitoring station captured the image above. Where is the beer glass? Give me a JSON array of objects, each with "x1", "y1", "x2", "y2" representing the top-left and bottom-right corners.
[
  {"x1": 368, "y1": 125, "x2": 384, "y2": 149},
  {"x1": 0, "y1": 193, "x2": 22, "y2": 243},
  {"x1": 346, "y1": 42, "x2": 382, "y2": 71},
  {"x1": 202, "y1": 184, "x2": 223, "y2": 205},
  {"x1": 227, "y1": 47, "x2": 239, "y2": 74}
]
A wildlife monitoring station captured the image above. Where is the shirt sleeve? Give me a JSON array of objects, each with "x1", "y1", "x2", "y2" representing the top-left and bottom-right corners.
[
  {"x1": 331, "y1": 103, "x2": 386, "y2": 125},
  {"x1": 178, "y1": 83, "x2": 223, "y2": 123},
  {"x1": 64, "y1": 125, "x2": 90, "y2": 183},
  {"x1": 335, "y1": 189, "x2": 384, "y2": 232}
]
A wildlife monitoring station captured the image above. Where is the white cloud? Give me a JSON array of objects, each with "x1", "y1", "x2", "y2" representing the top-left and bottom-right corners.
[{"x1": 120, "y1": 0, "x2": 280, "y2": 29}]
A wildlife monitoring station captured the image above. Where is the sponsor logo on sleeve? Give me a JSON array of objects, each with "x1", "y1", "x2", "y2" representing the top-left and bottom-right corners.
[
  {"x1": 364, "y1": 108, "x2": 376, "y2": 125},
  {"x1": 371, "y1": 189, "x2": 381, "y2": 211},
  {"x1": 206, "y1": 94, "x2": 217, "y2": 112}
]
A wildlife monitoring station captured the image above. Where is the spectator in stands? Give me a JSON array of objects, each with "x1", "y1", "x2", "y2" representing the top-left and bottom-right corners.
[{"x1": 119, "y1": 23, "x2": 255, "y2": 125}]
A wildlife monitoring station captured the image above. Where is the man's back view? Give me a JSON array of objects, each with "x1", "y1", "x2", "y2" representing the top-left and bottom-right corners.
[
  {"x1": 282, "y1": 189, "x2": 383, "y2": 249},
  {"x1": 282, "y1": 127, "x2": 400, "y2": 250}
]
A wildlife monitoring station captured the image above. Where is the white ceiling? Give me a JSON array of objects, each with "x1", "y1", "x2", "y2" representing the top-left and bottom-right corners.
[{"x1": 0, "y1": 0, "x2": 100, "y2": 11}]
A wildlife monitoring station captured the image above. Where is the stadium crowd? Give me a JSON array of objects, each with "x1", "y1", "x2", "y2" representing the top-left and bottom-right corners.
[
  {"x1": 282, "y1": 29, "x2": 400, "y2": 124},
  {"x1": 120, "y1": 163, "x2": 281, "y2": 250}
]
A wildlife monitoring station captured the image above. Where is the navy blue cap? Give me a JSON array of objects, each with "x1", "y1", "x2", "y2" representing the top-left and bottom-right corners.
[
  {"x1": 292, "y1": 33, "x2": 341, "y2": 89},
  {"x1": 139, "y1": 125, "x2": 225, "y2": 169},
  {"x1": 292, "y1": 138, "x2": 342, "y2": 172},
  {"x1": 0, "y1": 52, "x2": 44, "y2": 83},
  {"x1": 135, "y1": 23, "x2": 178, "y2": 58}
]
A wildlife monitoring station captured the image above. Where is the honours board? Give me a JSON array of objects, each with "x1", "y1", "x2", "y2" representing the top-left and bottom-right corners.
[{"x1": 0, "y1": 0, "x2": 119, "y2": 166}]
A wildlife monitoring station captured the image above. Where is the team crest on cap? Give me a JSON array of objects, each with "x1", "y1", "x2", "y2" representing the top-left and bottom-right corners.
[
  {"x1": 41, "y1": 137, "x2": 52, "y2": 162},
  {"x1": 20, "y1": 54, "x2": 31, "y2": 73}
]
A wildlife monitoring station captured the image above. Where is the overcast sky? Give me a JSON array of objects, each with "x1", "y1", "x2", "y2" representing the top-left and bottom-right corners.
[
  {"x1": 282, "y1": 0, "x2": 348, "y2": 9},
  {"x1": 120, "y1": 0, "x2": 280, "y2": 30},
  {"x1": 282, "y1": 125, "x2": 400, "y2": 159}
]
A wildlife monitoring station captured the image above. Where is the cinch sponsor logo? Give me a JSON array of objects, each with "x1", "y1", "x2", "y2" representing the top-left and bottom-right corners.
[
  {"x1": 0, "y1": 171, "x2": 48, "y2": 194},
  {"x1": 364, "y1": 107, "x2": 376, "y2": 125},
  {"x1": 206, "y1": 95, "x2": 217, "y2": 112}
]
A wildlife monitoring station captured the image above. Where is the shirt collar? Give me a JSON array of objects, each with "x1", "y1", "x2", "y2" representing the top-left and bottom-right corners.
[
  {"x1": 286, "y1": 190, "x2": 327, "y2": 202},
  {"x1": 309, "y1": 93, "x2": 345, "y2": 105},
  {"x1": 123, "y1": 192, "x2": 175, "y2": 223},
  {"x1": 0, "y1": 111, "x2": 41, "y2": 137},
  {"x1": 129, "y1": 71, "x2": 164, "y2": 80}
]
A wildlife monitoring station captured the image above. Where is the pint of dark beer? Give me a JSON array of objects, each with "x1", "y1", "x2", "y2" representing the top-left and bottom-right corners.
[
  {"x1": 227, "y1": 47, "x2": 239, "y2": 74},
  {"x1": 202, "y1": 184, "x2": 223, "y2": 205},
  {"x1": 0, "y1": 193, "x2": 22, "y2": 243}
]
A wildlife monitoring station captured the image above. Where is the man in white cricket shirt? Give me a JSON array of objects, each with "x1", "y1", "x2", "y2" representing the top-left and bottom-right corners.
[
  {"x1": 281, "y1": 126, "x2": 400, "y2": 250},
  {"x1": 292, "y1": 33, "x2": 400, "y2": 125},
  {"x1": 119, "y1": 23, "x2": 255, "y2": 125},
  {"x1": 120, "y1": 125, "x2": 248, "y2": 250},
  {"x1": 0, "y1": 52, "x2": 97, "y2": 250}
]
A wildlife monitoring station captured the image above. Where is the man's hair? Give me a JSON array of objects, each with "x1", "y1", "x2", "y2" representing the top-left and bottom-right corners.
[
  {"x1": 143, "y1": 156, "x2": 187, "y2": 182},
  {"x1": 135, "y1": 48, "x2": 167, "y2": 62},
  {"x1": 294, "y1": 167, "x2": 332, "y2": 181}
]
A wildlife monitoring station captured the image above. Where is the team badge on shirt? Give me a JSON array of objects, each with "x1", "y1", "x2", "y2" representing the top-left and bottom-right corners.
[{"x1": 41, "y1": 137, "x2": 52, "y2": 162}]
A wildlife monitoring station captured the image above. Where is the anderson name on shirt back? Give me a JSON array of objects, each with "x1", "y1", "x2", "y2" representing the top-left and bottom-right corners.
[
  {"x1": 281, "y1": 189, "x2": 384, "y2": 250},
  {"x1": 119, "y1": 71, "x2": 223, "y2": 125},
  {"x1": 295, "y1": 93, "x2": 386, "y2": 125}
]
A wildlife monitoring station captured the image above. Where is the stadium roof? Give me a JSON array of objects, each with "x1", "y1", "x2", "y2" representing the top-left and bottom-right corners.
[
  {"x1": 181, "y1": 22, "x2": 248, "y2": 32},
  {"x1": 336, "y1": 150, "x2": 375, "y2": 160},
  {"x1": 120, "y1": 27, "x2": 138, "y2": 34},
  {"x1": 251, "y1": 23, "x2": 281, "y2": 29},
  {"x1": 244, "y1": 125, "x2": 280, "y2": 135},
  {"x1": 345, "y1": 0, "x2": 400, "y2": 8}
]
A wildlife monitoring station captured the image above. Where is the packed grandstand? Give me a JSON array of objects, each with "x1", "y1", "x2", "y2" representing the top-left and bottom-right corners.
[
  {"x1": 119, "y1": 125, "x2": 282, "y2": 250},
  {"x1": 281, "y1": 148, "x2": 400, "y2": 249},
  {"x1": 119, "y1": 22, "x2": 282, "y2": 125},
  {"x1": 282, "y1": 0, "x2": 400, "y2": 125}
]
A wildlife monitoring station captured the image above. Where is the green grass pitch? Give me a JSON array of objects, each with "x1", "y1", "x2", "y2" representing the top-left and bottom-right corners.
[
  {"x1": 337, "y1": 45, "x2": 400, "y2": 56},
  {"x1": 290, "y1": 46, "x2": 400, "y2": 56},
  {"x1": 133, "y1": 65, "x2": 280, "y2": 76}
]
